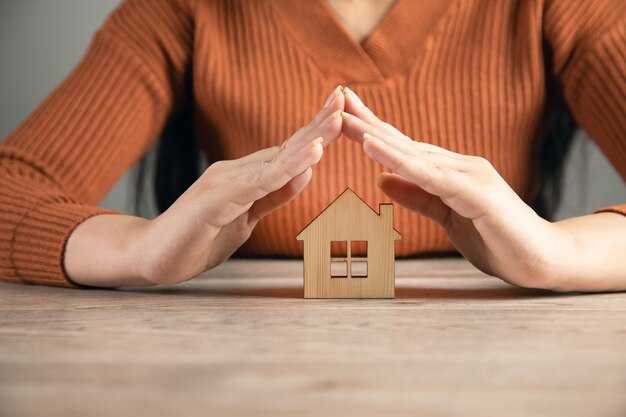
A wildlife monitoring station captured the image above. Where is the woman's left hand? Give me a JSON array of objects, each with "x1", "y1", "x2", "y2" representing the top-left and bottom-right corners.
[{"x1": 340, "y1": 87, "x2": 565, "y2": 290}]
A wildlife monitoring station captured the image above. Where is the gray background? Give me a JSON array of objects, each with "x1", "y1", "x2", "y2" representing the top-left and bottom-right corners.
[{"x1": 1, "y1": 0, "x2": 624, "y2": 219}]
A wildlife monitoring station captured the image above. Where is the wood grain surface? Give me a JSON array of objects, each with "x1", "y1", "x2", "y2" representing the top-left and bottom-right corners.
[
  {"x1": 1, "y1": 258, "x2": 625, "y2": 417},
  {"x1": 297, "y1": 188, "x2": 401, "y2": 298}
]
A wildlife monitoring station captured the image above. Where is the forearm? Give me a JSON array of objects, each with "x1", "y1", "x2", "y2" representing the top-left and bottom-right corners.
[
  {"x1": 551, "y1": 212, "x2": 626, "y2": 292},
  {"x1": 64, "y1": 214, "x2": 153, "y2": 287}
]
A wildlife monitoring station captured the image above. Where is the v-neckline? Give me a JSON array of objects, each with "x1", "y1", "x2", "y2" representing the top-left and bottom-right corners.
[{"x1": 270, "y1": 0, "x2": 455, "y2": 83}]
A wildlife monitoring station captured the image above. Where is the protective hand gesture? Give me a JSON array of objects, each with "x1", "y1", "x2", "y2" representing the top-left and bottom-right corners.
[
  {"x1": 140, "y1": 87, "x2": 345, "y2": 284},
  {"x1": 341, "y1": 87, "x2": 560, "y2": 289}
]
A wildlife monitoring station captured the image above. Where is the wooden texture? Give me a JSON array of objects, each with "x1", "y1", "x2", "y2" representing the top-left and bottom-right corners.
[
  {"x1": 1, "y1": 258, "x2": 625, "y2": 417},
  {"x1": 297, "y1": 188, "x2": 401, "y2": 298}
]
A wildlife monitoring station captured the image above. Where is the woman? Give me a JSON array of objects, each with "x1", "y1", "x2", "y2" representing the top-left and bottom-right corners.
[{"x1": 0, "y1": 0, "x2": 624, "y2": 291}]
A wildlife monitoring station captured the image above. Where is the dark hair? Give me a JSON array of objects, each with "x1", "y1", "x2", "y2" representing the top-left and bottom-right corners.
[
  {"x1": 532, "y1": 104, "x2": 578, "y2": 219},
  {"x1": 133, "y1": 100, "x2": 201, "y2": 216}
]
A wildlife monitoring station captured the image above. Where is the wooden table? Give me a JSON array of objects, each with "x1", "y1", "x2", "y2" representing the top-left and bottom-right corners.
[{"x1": 1, "y1": 258, "x2": 625, "y2": 417}]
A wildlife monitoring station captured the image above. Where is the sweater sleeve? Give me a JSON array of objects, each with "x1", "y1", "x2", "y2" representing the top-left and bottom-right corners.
[
  {"x1": 543, "y1": 0, "x2": 626, "y2": 216},
  {"x1": 0, "y1": 0, "x2": 194, "y2": 287}
]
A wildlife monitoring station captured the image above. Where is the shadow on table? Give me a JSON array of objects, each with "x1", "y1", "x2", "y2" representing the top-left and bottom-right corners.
[
  {"x1": 395, "y1": 286, "x2": 557, "y2": 300},
  {"x1": 129, "y1": 285, "x2": 560, "y2": 300}
]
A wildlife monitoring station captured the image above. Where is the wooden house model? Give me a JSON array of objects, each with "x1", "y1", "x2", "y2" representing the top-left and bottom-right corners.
[{"x1": 296, "y1": 188, "x2": 401, "y2": 298}]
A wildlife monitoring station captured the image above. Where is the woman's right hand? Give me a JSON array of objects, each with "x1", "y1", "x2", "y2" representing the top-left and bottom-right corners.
[{"x1": 65, "y1": 86, "x2": 345, "y2": 287}]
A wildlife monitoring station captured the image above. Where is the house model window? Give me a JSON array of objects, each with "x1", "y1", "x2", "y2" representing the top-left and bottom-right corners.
[{"x1": 330, "y1": 240, "x2": 368, "y2": 278}]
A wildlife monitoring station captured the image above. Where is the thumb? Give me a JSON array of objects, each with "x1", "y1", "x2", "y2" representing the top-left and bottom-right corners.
[{"x1": 377, "y1": 172, "x2": 451, "y2": 228}]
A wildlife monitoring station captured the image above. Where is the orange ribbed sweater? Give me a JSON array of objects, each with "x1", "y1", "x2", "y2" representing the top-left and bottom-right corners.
[{"x1": 1, "y1": 0, "x2": 625, "y2": 287}]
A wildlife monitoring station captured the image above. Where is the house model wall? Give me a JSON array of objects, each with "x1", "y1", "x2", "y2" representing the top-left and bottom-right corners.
[{"x1": 296, "y1": 188, "x2": 401, "y2": 299}]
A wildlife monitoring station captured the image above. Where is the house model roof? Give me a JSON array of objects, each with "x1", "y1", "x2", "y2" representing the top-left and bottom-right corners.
[{"x1": 296, "y1": 187, "x2": 401, "y2": 240}]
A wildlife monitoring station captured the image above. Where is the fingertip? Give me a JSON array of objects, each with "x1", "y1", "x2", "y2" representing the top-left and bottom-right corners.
[
  {"x1": 319, "y1": 108, "x2": 343, "y2": 128},
  {"x1": 377, "y1": 172, "x2": 391, "y2": 188},
  {"x1": 342, "y1": 89, "x2": 356, "y2": 111},
  {"x1": 319, "y1": 111, "x2": 343, "y2": 139},
  {"x1": 343, "y1": 86, "x2": 364, "y2": 106},
  {"x1": 362, "y1": 133, "x2": 385, "y2": 161},
  {"x1": 323, "y1": 85, "x2": 342, "y2": 108},
  {"x1": 303, "y1": 166, "x2": 314, "y2": 182},
  {"x1": 308, "y1": 137, "x2": 324, "y2": 163},
  {"x1": 363, "y1": 132, "x2": 378, "y2": 145},
  {"x1": 337, "y1": 110, "x2": 355, "y2": 126},
  {"x1": 292, "y1": 166, "x2": 314, "y2": 189},
  {"x1": 336, "y1": 84, "x2": 345, "y2": 98},
  {"x1": 288, "y1": 166, "x2": 314, "y2": 197},
  {"x1": 313, "y1": 140, "x2": 324, "y2": 158}
]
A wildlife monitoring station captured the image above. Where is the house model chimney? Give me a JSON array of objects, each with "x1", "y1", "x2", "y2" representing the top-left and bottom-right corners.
[{"x1": 379, "y1": 204, "x2": 394, "y2": 229}]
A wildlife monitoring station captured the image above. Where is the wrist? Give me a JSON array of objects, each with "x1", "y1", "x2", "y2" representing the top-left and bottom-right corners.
[
  {"x1": 526, "y1": 218, "x2": 569, "y2": 291},
  {"x1": 489, "y1": 203, "x2": 565, "y2": 291},
  {"x1": 65, "y1": 214, "x2": 155, "y2": 287}
]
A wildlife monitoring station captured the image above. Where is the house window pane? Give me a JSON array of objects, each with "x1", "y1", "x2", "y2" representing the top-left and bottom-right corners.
[
  {"x1": 330, "y1": 241, "x2": 347, "y2": 257},
  {"x1": 331, "y1": 261, "x2": 348, "y2": 277},
  {"x1": 351, "y1": 261, "x2": 367, "y2": 277},
  {"x1": 351, "y1": 240, "x2": 367, "y2": 257}
]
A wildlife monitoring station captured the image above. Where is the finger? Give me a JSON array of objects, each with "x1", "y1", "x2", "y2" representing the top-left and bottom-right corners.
[
  {"x1": 349, "y1": 121, "x2": 471, "y2": 172},
  {"x1": 363, "y1": 133, "x2": 464, "y2": 199},
  {"x1": 342, "y1": 112, "x2": 418, "y2": 154},
  {"x1": 225, "y1": 90, "x2": 343, "y2": 172},
  {"x1": 260, "y1": 85, "x2": 345, "y2": 153},
  {"x1": 202, "y1": 86, "x2": 342, "y2": 223},
  {"x1": 216, "y1": 105, "x2": 341, "y2": 183},
  {"x1": 324, "y1": 85, "x2": 344, "y2": 108},
  {"x1": 301, "y1": 107, "x2": 344, "y2": 149},
  {"x1": 221, "y1": 147, "x2": 280, "y2": 173},
  {"x1": 230, "y1": 136, "x2": 324, "y2": 206},
  {"x1": 377, "y1": 173, "x2": 450, "y2": 228},
  {"x1": 343, "y1": 88, "x2": 462, "y2": 157},
  {"x1": 224, "y1": 109, "x2": 341, "y2": 181},
  {"x1": 343, "y1": 87, "x2": 408, "y2": 140},
  {"x1": 342, "y1": 113, "x2": 460, "y2": 166},
  {"x1": 289, "y1": 85, "x2": 345, "y2": 147},
  {"x1": 248, "y1": 167, "x2": 313, "y2": 225},
  {"x1": 205, "y1": 137, "x2": 323, "y2": 226}
]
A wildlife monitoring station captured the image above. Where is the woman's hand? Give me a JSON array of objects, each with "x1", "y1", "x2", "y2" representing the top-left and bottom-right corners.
[
  {"x1": 65, "y1": 86, "x2": 345, "y2": 287},
  {"x1": 341, "y1": 87, "x2": 564, "y2": 290}
]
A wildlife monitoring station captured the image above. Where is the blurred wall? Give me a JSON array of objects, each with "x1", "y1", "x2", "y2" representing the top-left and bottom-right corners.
[{"x1": 1, "y1": 0, "x2": 624, "y2": 220}]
